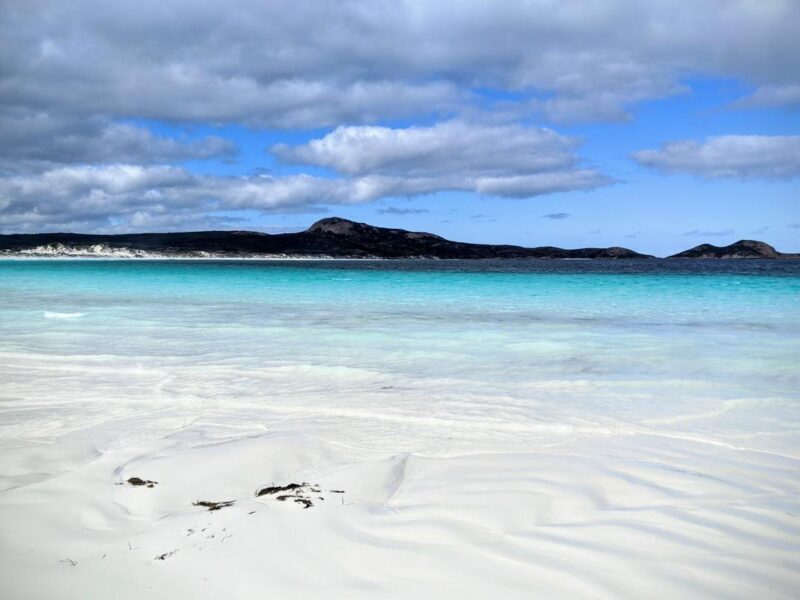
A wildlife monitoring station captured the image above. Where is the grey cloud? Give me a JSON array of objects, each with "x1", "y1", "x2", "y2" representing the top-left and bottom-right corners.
[
  {"x1": 532, "y1": 68, "x2": 686, "y2": 123},
  {"x1": 0, "y1": 114, "x2": 236, "y2": 174},
  {"x1": 734, "y1": 85, "x2": 800, "y2": 109},
  {"x1": 377, "y1": 207, "x2": 430, "y2": 215},
  {"x1": 541, "y1": 212, "x2": 570, "y2": 220},
  {"x1": 0, "y1": 165, "x2": 202, "y2": 231},
  {"x1": 633, "y1": 136, "x2": 800, "y2": 179},
  {"x1": 2, "y1": 0, "x2": 798, "y2": 133}
]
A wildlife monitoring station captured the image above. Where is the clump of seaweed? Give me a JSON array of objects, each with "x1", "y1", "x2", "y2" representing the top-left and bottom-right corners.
[
  {"x1": 125, "y1": 477, "x2": 158, "y2": 488},
  {"x1": 193, "y1": 499, "x2": 235, "y2": 512},
  {"x1": 255, "y1": 482, "x2": 341, "y2": 509},
  {"x1": 256, "y1": 483, "x2": 304, "y2": 497}
]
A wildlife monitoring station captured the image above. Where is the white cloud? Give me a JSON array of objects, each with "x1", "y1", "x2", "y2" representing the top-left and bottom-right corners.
[
  {"x1": 273, "y1": 121, "x2": 578, "y2": 177},
  {"x1": 632, "y1": 135, "x2": 800, "y2": 179},
  {"x1": 0, "y1": 119, "x2": 612, "y2": 231},
  {"x1": 474, "y1": 171, "x2": 609, "y2": 198},
  {"x1": 0, "y1": 166, "x2": 404, "y2": 231},
  {"x1": 273, "y1": 121, "x2": 610, "y2": 200}
]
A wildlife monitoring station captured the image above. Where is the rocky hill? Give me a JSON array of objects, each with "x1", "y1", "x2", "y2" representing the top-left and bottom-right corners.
[
  {"x1": 668, "y1": 240, "x2": 800, "y2": 259},
  {"x1": 0, "y1": 217, "x2": 653, "y2": 259}
]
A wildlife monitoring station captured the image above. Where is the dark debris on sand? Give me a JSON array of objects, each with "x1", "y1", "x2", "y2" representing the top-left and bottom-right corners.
[
  {"x1": 193, "y1": 500, "x2": 235, "y2": 512},
  {"x1": 256, "y1": 483, "x2": 304, "y2": 497},
  {"x1": 256, "y1": 482, "x2": 341, "y2": 509},
  {"x1": 124, "y1": 477, "x2": 158, "y2": 488}
]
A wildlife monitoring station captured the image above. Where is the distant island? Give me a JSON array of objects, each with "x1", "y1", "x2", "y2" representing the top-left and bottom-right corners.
[
  {"x1": 667, "y1": 240, "x2": 800, "y2": 259},
  {"x1": 0, "y1": 217, "x2": 796, "y2": 259}
]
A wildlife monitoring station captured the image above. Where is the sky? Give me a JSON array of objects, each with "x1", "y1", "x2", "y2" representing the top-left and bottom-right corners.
[{"x1": 0, "y1": 0, "x2": 799, "y2": 256}]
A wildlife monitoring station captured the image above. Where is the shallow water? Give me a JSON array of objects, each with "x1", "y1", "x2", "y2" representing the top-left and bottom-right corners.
[{"x1": 1, "y1": 259, "x2": 799, "y2": 457}]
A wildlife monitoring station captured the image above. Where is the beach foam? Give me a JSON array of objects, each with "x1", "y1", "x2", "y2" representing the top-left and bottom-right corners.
[{"x1": 44, "y1": 311, "x2": 86, "y2": 319}]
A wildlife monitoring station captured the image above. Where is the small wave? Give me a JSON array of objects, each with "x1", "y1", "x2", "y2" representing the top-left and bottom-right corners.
[{"x1": 44, "y1": 311, "x2": 86, "y2": 319}]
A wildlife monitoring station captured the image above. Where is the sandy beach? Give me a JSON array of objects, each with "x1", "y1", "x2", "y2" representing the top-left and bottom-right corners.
[{"x1": 1, "y1": 259, "x2": 799, "y2": 599}]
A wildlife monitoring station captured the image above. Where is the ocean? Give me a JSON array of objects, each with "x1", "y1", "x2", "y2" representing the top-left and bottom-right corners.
[{"x1": 1, "y1": 258, "x2": 798, "y2": 456}]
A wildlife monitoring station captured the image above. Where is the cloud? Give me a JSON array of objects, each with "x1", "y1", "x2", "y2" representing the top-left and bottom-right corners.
[
  {"x1": 541, "y1": 212, "x2": 570, "y2": 219},
  {"x1": 633, "y1": 136, "x2": 800, "y2": 179},
  {"x1": 273, "y1": 121, "x2": 578, "y2": 176},
  {"x1": 474, "y1": 171, "x2": 608, "y2": 197},
  {"x1": 0, "y1": 118, "x2": 612, "y2": 231},
  {"x1": 468, "y1": 214, "x2": 497, "y2": 223},
  {"x1": 734, "y1": 84, "x2": 800, "y2": 109},
  {"x1": 683, "y1": 229, "x2": 735, "y2": 237},
  {"x1": 1, "y1": 0, "x2": 798, "y2": 134},
  {"x1": 2, "y1": 1, "x2": 799, "y2": 231},
  {"x1": 0, "y1": 165, "x2": 336, "y2": 232},
  {"x1": 273, "y1": 121, "x2": 611, "y2": 200},
  {"x1": 0, "y1": 164, "x2": 460, "y2": 232},
  {"x1": 0, "y1": 115, "x2": 236, "y2": 174},
  {"x1": 0, "y1": 165, "x2": 607, "y2": 233},
  {"x1": 377, "y1": 207, "x2": 430, "y2": 215}
]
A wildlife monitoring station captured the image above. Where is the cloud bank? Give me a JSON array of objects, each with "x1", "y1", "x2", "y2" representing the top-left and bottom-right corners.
[
  {"x1": 0, "y1": 121, "x2": 610, "y2": 231},
  {"x1": 3, "y1": 0, "x2": 798, "y2": 131},
  {"x1": 633, "y1": 135, "x2": 800, "y2": 180}
]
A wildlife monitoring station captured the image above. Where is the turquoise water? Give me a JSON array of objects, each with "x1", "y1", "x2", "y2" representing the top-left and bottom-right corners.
[{"x1": 1, "y1": 259, "x2": 799, "y2": 455}]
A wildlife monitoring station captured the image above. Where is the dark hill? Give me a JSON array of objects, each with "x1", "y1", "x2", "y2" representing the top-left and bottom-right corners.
[
  {"x1": 0, "y1": 217, "x2": 652, "y2": 259},
  {"x1": 668, "y1": 240, "x2": 800, "y2": 259}
]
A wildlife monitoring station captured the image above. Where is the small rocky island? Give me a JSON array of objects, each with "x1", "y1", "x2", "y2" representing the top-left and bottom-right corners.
[
  {"x1": 0, "y1": 217, "x2": 651, "y2": 259},
  {"x1": 668, "y1": 240, "x2": 800, "y2": 259}
]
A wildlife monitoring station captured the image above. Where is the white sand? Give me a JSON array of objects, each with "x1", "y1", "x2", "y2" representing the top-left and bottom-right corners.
[{"x1": 1, "y1": 393, "x2": 798, "y2": 598}]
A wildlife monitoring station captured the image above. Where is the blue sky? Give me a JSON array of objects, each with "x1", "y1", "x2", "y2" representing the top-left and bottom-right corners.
[{"x1": 1, "y1": 1, "x2": 798, "y2": 256}]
